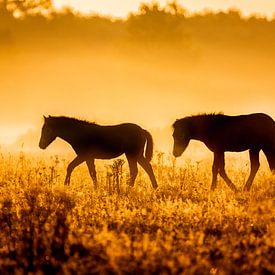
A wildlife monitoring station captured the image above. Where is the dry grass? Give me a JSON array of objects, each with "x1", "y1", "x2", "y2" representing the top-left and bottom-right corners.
[{"x1": 0, "y1": 152, "x2": 274, "y2": 274}]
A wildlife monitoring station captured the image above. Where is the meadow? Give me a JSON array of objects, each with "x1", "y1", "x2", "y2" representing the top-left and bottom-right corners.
[{"x1": 0, "y1": 151, "x2": 274, "y2": 274}]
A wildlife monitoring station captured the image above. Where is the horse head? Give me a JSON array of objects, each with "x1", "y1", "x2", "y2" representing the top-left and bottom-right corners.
[
  {"x1": 172, "y1": 119, "x2": 190, "y2": 157},
  {"x1": 39, "y1": 116, "x2": 57, "y2": 149}
]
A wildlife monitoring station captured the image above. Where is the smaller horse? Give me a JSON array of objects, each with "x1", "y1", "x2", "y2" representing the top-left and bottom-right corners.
[
  {"x1": 39, "y1": 116, "x2": 158, "y2": 189},
  {"x1": 172, "y1": 113, "x2": 275, "y2": 191}
]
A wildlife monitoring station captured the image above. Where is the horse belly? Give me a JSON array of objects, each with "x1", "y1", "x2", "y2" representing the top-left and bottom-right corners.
[
  {"x1": 77, "y1": 143, "x2": 124, "y2": 159},
  {"x1": 223, "y1": 136, "x2": 263, "y2": 152},
  {"x1": 91, "y1": 143, "x2": 124, "y2": 159},
  {"x1": 93, "y1": 151, "x2": 123, "y2": 159}
]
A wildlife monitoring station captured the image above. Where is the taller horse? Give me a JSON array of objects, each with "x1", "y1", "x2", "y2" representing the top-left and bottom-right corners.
[
  {"x1": 39, "y1": 116, "x2": 158, "y2": 189},
  {"x1": 172, "y1": 113, "x2": 275, "y2": 191}
]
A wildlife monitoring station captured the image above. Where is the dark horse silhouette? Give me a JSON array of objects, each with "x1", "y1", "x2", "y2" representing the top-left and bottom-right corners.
[
  {"x1": 39, "y1": 116, "x2": 158, "y2": 189},
  {"x1": 172, "y1": 113, "x2": 275, "y2": 191}
]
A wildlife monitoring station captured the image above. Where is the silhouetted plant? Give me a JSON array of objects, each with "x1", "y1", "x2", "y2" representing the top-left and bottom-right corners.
[{"x1": 106, "y1": 159, "x2": 125, "y2": 194}]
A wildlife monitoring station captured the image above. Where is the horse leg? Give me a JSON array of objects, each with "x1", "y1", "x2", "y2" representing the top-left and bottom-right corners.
[
  {"x1": 126, "y1": 155, "x2": 138, "y2": 187},
  {"x1": 243, "y1": 149, "x2": 260, "y2": 191},
  {"x1": 86, "y1": 159, "x2": 97, "y2": 189},
  {"x1": 218, "y1": 153, "x2": 238, "y2": 192},
  {"x1": 138, "y1": 156, "x2": 158, "y2": 189},
  {"x1": 64, "y1": 156, "x2": 85, "y2": 185},
  {"x1": 211, "y1": 152, "x2": 219, "y2": 190}
]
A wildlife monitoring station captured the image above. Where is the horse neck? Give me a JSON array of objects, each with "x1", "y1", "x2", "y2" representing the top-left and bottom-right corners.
[
  {"x1": 188, "y1": 116, "x2": 209, "y2": 141},
  {"x1": 54, "y1": 120, "x2": 93, "y2": 145},
  {"x1": 56, "y1": 120, "x2": 102, "y2": 145},
  {"x1": 53, "y1": 123, "x2": 72, "y2": 144}
]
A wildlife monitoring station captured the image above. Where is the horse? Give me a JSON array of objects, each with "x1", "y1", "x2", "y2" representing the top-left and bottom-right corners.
[
  {"x1": 172, "y1": 113, "x2": 275, "y2": 191},
  {"x1": 39, "y1": 116, "x2": 158, "y2": 189}
]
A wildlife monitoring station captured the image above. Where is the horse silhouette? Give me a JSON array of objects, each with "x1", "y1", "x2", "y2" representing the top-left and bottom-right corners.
[
  {"x1": 39, "y1": 116, "x2": 158, "y2": 189},
  {"x1": 172, "y1": 113, "x2": 275, "y2": 191}
]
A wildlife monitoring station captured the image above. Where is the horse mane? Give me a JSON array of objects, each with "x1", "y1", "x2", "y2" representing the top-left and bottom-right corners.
[
  {"x1": 173, "y1": 112, "x2": 224, "y2": 128},
  {"x1": 47, "y1": 116, "x2": 98, "y2": 127}
]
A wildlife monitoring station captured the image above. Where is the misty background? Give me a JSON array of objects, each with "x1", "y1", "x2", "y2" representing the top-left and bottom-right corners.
[{"x1": 0, "y1": 1, "x2": 275, "y2": 155}]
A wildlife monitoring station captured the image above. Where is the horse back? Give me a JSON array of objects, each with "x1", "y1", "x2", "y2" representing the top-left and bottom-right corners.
[
  {"x1": 237, "y1": 113, "x2": 275, "y2": 137},
  {"x1": 206, "y1": 113, "x2": 275, "y2": 151},
  {"x1": 74, "y1": 123, "x2": 147, "y2": 157}
]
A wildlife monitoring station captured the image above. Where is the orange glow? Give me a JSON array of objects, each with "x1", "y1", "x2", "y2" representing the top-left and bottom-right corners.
[{"x1": 0, "y1": 1, "x2": 274, "y2": 151}]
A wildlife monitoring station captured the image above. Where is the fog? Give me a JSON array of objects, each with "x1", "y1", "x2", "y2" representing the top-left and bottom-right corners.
[{"x1": 1, "y1": 3, "x2": 274, "y2": 153}]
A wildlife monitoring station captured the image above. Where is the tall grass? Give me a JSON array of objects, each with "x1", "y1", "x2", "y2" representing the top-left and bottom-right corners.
[{"x1": 0, "y1": 152, "x2": 274, "y2": 274}]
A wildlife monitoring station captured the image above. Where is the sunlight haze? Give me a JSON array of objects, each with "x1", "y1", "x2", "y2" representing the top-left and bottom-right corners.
[{"x1": 0, "y1": 0, "x2": 274, "y2": 151}]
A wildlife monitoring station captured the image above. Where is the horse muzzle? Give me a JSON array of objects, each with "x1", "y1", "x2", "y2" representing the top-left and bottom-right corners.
[
  {"x1": 173, "y1": 148, "x2": 183, "y2": 158},
  {"x1": 39, "y1": 141, "x2": 47, "y2": 149}
]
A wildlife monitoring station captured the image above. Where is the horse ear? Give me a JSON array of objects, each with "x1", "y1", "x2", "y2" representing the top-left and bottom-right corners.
[
  {"x1": 173, "y1": 119, "x2": 179, "y2": 128},
  {"x1": 43, "y1": 115, "x2": 48, "y2": 122}
]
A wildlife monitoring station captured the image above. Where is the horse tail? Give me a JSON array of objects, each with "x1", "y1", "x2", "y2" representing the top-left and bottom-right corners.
[{"x1": 144, "y1": 130, "x2": 153, "y2": 161}]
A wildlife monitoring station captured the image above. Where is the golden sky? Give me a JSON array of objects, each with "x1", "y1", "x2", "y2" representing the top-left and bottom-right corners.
[
  {"x1": 54, "y1": 0, "x2": 275, "y2": 18},
  {"x1": 1, "y1": 1, "x2": 275, "y2": 148}
]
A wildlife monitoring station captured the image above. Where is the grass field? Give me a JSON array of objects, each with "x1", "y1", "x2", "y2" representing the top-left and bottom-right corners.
[{"x1": 0, "y1": 151, "x2": 274, "y2": 274}]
